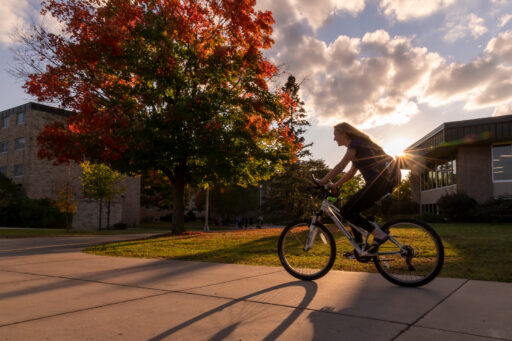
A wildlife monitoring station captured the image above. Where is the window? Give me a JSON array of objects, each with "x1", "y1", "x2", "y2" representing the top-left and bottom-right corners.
[
  {"x1": 16, "y1": 112, "x2": 25, "y2": 125},
  {"x1": 492, "y1": 144, "x2": 512, "y2": 182},
  {"x1": 1, "y1": 116, "x2": 9, "y2": 129},
  {"x1": 0, "y1": 166, "x2": 6, "y2": 175},
  {"x1": 0, "y1": 141, "x2": 7, "y2": 153},
  {"x1": 13, "y1": 164, "x2": 23, "y2": 177},
  {"x1": 420, "y1": 160, "x2": 456, "y2": 190},
  {"x1": 15, "y1": 137, "x2": 25, "y2": 150}
]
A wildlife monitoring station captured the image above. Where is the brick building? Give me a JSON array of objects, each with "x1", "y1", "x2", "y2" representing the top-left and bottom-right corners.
[
  {"x1": 0, "y1": 102, "x2": 140, "y2": 229},
  {"x1": 404, "y1": 114, "x2": 512, "y2": 214}
]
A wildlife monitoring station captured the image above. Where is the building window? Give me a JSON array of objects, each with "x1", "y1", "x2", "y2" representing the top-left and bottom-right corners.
[
  {"x1": 1, "y1": 116, "x2": 9, "y2": 129},
  {"x1": 13, "y1": 164, "x2": 23, "y2": 177},
  {"x1": 0, "y1": 166, "x2": 6, "y2": 176},
  {"x1": 16, "y1": 112, "x2": 26, "y2": 125},
  {"x1": 420, "y1": 160, "x2": 456, "y2": 190},
  {"x1": 492, "y1": 144, "x2": 512, "y2": 182},
  {"x1": 0, "y1": 141, "x2": 7, "y2": 154},
  {"x1": 15, "y1": 137, "x2": 25, "y2": 150}
]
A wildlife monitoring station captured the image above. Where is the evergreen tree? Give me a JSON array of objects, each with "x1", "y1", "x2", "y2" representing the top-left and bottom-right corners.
[{"x1": 282, "y1": 75, "x2": 313, "y2": 159}]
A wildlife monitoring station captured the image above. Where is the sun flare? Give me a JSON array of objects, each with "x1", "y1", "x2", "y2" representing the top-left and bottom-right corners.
[{"x1": 383, "y1": 138, "x2": 412, "y2": 158}]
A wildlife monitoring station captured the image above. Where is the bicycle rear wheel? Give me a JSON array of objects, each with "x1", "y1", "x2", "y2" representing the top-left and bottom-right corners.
[
  {"x1": 278, "y1": 221, "x2": 336, "y2": 281},
  {"x1": 373, "y1": 218, "x2": 444, "y2": 287}
]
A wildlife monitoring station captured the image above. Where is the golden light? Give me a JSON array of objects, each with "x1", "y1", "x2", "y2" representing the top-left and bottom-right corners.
[{"x1": 383, "y1": 138, "x2": 413, "y2": 158}]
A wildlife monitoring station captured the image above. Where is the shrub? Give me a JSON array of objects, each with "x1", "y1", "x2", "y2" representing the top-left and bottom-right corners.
[
  {"x1": 111, "y1": 222, "x2": 128, "y2": 229},
  {"x1": 0, "y1": 174, "x2": 67, "y2": 228},
  {"x1": 160, "y1": 213, "x2": 173, "y2": 222},
  {"x1": 437, "y1": 192, "x2": 477, "y2": 222},
  {"x1": 475, "y1": 198, "x2": 512, "y2": 222},
  {"x1": 185, "y1": 210, "x2": 196, "y2": 222}
]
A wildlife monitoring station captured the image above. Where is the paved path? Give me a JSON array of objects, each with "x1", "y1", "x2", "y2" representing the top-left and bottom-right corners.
[{"x1": 0, "y1": 235, "x2": 511, "y2": 340}]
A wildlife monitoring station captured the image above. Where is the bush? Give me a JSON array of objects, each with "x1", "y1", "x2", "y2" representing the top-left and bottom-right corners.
[
  {"x1": 0, "y1": 174, "x2": 67, "y2": 228},
  {"x1": 437, "y1": 192, "x2": 477, "y2": 222},
  {"x1": 475, "y1": 198, "x2": 512, "y2": 222},
  {"x1": 111, "y1": 222, "x2": 128, "y2": 229},
  {"x1": 184, "y1": 210, "x2": 196, "y2": 222},
  {"x1": 160, "y1": 213, "x2": 173, "y2": 222}
]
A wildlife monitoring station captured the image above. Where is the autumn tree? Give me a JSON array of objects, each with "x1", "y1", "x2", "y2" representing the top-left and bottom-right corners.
[{"x1": 18, "y1": 0, "x2": 300, "y2": 233}]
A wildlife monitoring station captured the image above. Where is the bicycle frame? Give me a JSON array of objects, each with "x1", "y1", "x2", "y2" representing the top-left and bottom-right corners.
[{"x1": 305, "y1": 198, "x2": 403, "y2": 257}]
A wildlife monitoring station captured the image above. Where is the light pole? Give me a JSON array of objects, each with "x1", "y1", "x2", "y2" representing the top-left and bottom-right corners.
[{"x1": 204, "y1": 187, "x2": 210, "y2": 232}]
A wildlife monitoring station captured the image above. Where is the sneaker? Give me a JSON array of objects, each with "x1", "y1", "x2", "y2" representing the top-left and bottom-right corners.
[
  {"x1": 366, "y1": 235, "x2": 389, "y2": 254},
  {"x1": 343, "y1": 243, "x2": 363, "y2": 259}
]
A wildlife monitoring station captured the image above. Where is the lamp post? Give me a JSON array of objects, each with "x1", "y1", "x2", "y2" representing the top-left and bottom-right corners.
[{"x1": 204, "y1": 187, "x2": 210, "y2": 232}]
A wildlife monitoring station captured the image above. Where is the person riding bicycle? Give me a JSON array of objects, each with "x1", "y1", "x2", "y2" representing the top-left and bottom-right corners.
[{"x1": 318, "y1": 122, "x2": 401, "y2": 255}]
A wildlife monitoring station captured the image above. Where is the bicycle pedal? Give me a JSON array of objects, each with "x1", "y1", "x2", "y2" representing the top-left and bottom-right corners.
[{"x1": 343, "y1": 251, "x2": 356, "y2": 259}]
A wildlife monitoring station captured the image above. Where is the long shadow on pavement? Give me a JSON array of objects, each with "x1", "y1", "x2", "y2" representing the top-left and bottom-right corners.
[{"x1": 148, "y1": 281, "x2": 318, "y2": 341}]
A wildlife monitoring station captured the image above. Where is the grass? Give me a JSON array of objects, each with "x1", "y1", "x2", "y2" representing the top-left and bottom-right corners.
[
  {"x1": 0, "y1": 221, "x2": 246, "y2": 238},
  {"x1": 0, "y1": 227, "x2": 168, "y2": 238},
  {"x1": 84, "y1": 222, "x2": 512, "y2": 282}
]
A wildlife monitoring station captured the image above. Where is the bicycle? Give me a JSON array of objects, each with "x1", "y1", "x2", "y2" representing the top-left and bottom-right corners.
[{"x1": 277, "y1": 176, "x2": 444, "y2": 287}]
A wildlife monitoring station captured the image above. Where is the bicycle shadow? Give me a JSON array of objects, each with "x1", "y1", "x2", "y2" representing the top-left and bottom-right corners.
[{"x1": 148, "y1": 280, "x2": 318, "y2": 341}]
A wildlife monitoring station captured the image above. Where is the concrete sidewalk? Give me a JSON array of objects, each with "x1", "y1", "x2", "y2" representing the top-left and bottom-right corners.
[{"x1": 0, "y1": 235, "x2": 510, "y2": 340}]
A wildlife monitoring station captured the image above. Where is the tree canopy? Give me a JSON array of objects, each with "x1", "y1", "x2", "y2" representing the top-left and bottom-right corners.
[{"x1": 20, "y1": 0, "x2": 301, "y2": 232}]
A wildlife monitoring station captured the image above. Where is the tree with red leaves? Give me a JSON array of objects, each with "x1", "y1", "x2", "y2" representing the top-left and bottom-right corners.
[{"x1": 18, "y1": 0, "x2": 300, "y2": 233}]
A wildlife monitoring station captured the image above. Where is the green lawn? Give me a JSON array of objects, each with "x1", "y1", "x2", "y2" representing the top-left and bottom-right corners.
[{"x1": 85, "y1": 223, "x2": 512, "y2": 282}]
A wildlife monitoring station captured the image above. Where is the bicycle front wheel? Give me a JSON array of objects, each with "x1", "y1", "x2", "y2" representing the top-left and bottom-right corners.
[
  {"x1": 373, "y1": 218, "x2": 444, "y2": 287},
  {"x1": 278, "y1": 221, "x2": 336, "y2": 281}
]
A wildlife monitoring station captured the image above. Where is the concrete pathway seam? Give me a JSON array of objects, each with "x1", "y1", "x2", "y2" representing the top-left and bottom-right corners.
[
  {"x1": 390, "y1": 278, "x2": 470, "y2": 341},
  {"x1": 0, "y1": 291, "x2": 171, "y2": 328},
  {"x1": 0, "y1": 267, "x2": 409, "y2": 328}
]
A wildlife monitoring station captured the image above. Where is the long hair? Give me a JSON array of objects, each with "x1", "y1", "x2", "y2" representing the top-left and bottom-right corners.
[{"x1": 334, "y1": 122, "x2": 372, "y2": 142}]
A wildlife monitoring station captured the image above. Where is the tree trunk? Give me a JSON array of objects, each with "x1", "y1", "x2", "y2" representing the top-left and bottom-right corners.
[
  {"x1": 170, "y1": 164, "x2": 186, "y2": 234},
  {"x1": 204, "y1": 188, "x2": 210, "y2": 232}
]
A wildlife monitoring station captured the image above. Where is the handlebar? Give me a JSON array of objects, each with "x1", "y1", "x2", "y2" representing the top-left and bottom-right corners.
[{"x1": 311, "y1": 174, "x2": 337, "y2": 198}]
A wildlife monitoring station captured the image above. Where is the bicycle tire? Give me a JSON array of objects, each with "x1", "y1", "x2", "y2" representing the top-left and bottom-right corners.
[
  {"x1": 373, "y1": 218, "x2": 444, "y2": 287},
  {"x1": 278, "y1": 221, "x2": 336, "y2": 281}
]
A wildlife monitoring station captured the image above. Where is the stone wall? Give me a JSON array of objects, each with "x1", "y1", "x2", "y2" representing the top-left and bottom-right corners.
[{"x1": 72, "y1": 199, "x2": 123, "y2": 230}]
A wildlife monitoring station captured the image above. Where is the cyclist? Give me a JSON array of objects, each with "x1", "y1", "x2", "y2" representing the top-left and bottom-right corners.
[{"x1": 318, "y1": 122, "x2": 401, "y2": 255}]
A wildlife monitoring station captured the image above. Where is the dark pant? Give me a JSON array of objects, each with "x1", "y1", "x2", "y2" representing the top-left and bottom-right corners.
[{"x1": 340, "y1": 176, "x2": 395, "y2": 243}]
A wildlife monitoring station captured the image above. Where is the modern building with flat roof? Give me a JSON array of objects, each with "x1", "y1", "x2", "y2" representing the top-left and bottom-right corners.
[
  {"x1": 404, "y1": 114, "x2": 512, "y2": 214},
  {"x1": 0, "y1": 102, "x2": 140, "y2": 229}
]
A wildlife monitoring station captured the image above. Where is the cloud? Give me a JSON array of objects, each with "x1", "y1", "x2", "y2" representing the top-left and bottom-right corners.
[
  {"x1": 0, "y1": 0, "x2": 32, "y2": 44},
  {"x1": 500, "y1": 14, "x2": 512, "y2": 27},
  {"x1": 269, "y1": 25, "x2": 444, "y2": 127},
  {"x1": 380, "y1": 0, "x2": 456, "y2": 21},
  {"x1": 425, "y1": 31, "x2": 512, "y2": 110},
  {"x1": 443, "y1": 13, "x2": 488, "y2": 42},
  {"x1": 257, "y1": 0, "x2": 365, "y2": 31},
  {"x1": 493, "y1": 102, "x2": 512, "y2": 117}
]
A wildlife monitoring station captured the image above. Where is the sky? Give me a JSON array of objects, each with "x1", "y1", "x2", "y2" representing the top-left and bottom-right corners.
[{"x1": 1, "y1": 0, "x2": 512, "y2": 168}]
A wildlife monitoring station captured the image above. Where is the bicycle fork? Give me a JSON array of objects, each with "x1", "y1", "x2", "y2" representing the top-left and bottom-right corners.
[{"x1": 303, "y1": 215, "x2": 327, "y2": 251}]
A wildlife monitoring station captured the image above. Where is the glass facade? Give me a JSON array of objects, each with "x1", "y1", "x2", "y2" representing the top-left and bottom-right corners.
[
  {"x1": 420, "y1": 160, "x2": 457, "y2": 191},
  {"x1": 492, "y1": 144, "x2": 512, "y2": 182}
]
